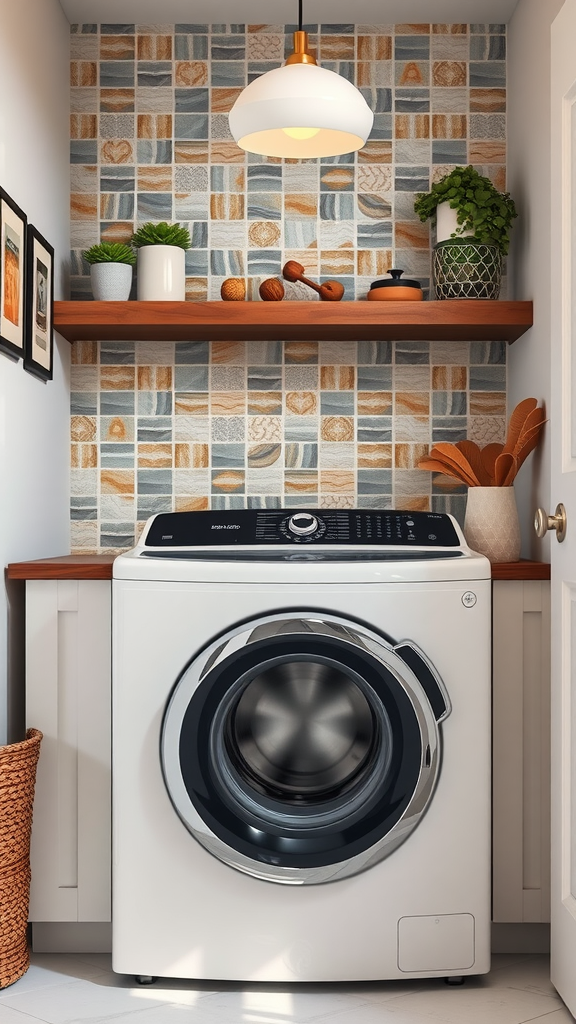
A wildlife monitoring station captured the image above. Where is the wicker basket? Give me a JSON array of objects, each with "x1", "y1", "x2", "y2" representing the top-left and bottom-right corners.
[{"x1": 0, "y1": 729, "x2": 42, "y2": 989}]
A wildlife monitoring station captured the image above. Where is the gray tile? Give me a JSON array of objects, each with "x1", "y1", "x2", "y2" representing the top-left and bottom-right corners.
[
  {"x1": 211, "y1": 444, "x2": 246, "y2": 468},
  {"x1": 137, "y1": 418, "x2": 172, "y2": 442},
  {"x1": 137, "y1": 469, "x2": 173, "y2": 493},
  {"x1": 174, "y1": 366, "x2": 209, "y2": 391},
  {"x1": 100, "y1": 392, "x2": 135, "y2": 416},
  {"x1": 357, "y1": 418, "x2": 392, "y2": 442}
]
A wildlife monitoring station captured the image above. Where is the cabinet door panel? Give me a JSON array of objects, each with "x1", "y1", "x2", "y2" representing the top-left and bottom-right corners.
[{"x1": 26, "y1": 581, "x2": 111, "y2": 922}]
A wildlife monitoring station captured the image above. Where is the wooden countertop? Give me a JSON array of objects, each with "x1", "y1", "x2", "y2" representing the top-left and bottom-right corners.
[{"x1": 6, "y1": 555, "x2": 551, "y2": 581}]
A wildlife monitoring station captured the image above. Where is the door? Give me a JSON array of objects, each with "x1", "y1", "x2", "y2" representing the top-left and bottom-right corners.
[
  {"x1": 551, "y1": 0, "x2": 576, "y2": 1013},
  {"x1": 161, "y1": 610, "x2": 450, "y2": 884}
]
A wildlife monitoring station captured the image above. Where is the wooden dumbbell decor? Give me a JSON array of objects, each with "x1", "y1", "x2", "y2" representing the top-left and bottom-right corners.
[
  {"x1": 259, "y1": 278, "x2": 285, "y2": 301},
  {"x1": 282, "y1": 260, "x2": 344, "y2": 301},
  {"x1": 220, "y1": 277, "x2": 246, "y2": 301}
]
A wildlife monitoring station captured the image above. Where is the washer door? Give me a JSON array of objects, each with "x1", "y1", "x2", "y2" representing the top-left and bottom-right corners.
[{"x1": 161, "y1": 611, "x2": 450, "y2": 884}]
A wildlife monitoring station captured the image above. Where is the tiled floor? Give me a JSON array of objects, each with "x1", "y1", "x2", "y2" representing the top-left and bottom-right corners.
[{"x1": 0, "y1": 953, "x2": 574, "y2": 1024}]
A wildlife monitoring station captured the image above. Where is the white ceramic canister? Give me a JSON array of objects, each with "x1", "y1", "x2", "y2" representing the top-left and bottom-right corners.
[
  {"x1": 136, "y1": 245, "x2": 186, "y2": 301},
  {"x1": 464, "y1": 486, "x2": 521, "y2": 563},
  {"x1": 90, "y1": 263, "x2": 133, "y2": 301},
  {"x1": 435, "y1": 202, "x2": 475, "y2": 246}
]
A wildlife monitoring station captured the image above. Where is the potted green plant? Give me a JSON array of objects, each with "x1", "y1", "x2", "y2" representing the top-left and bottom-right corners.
[
  {"x1": 414, "y1": 166, "x2": 517, "y2": 299},
  {"x1": 82, "y1": 242, "x2": 136, "y2": 301},
  {"x1": 131, "y1": 222, "x2": 191, "y2": 301}
]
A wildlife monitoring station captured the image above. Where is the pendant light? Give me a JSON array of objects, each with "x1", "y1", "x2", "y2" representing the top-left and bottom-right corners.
[{"x1": 228, "y1": 2, "x2": 374, "y2": 159}]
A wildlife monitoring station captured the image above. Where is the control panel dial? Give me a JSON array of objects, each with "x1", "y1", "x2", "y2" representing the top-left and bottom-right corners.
[{"x1": 288, "y1": 513, "x2": 319, "y2": 536}]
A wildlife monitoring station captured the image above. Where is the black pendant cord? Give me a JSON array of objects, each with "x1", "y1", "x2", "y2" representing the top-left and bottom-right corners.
[{"x1": 298, "y1": 0, "x2": 303, "y2": 30}]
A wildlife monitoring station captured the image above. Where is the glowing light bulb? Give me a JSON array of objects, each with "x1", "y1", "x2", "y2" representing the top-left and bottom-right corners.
[{"x1": 282, "y1": 127, "x2": 321, "y2": 140}]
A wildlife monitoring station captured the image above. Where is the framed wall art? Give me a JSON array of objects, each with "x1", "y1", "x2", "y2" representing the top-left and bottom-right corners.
[
  {"x1": 24, "y1": 226, "x2": 54, "y2": 381},
  {"x1": 0, "y1": 187, "x2": 27, "y2": 359}
]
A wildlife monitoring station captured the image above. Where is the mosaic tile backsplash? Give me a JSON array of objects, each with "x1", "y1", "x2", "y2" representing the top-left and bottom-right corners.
[{"x1": 69, "y1": 22, "x2": 508, "y2": 551}]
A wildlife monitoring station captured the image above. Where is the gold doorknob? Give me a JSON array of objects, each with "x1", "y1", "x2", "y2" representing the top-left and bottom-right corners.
[{"x1": 534, "y1": 503, "x2": 567, "y2": 541}]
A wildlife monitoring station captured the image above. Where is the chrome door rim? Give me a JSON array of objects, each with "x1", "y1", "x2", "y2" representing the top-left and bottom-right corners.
[{"x1": 161, "y1": 611, "x2": 449, "y2": 884}]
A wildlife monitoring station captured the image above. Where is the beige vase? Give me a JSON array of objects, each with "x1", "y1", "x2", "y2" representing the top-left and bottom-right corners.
[{"x1": 464, "y1": 486, "x2": 521, "y2": 563}]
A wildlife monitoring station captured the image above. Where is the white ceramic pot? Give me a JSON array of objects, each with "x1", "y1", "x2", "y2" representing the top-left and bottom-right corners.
[
  {"x1": 136, "y1": 245, "x2": 186, "y2": 301},
  {"x1": 90, "y1": 263, "x2": 132, "y2": 301},
  {"x1": 435, "y1": 202, "x2": 475, "y2": 245},
  {"x1": 464, "y1": 486, "x2": 521, "y2": 563}
]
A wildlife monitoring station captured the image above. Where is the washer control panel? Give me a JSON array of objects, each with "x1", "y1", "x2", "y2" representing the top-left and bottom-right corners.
[{"x1": 144, "y1": 509, "x2": 460, "y2": 548}]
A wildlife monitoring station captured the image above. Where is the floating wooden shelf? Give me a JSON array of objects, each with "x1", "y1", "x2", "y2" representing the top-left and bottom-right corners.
[{"x1": 54, "y1": 299, "x2": 533, "y2": 344}]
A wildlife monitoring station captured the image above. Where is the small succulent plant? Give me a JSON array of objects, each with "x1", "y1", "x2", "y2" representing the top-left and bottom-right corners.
[
  {"x1": 82, "y1": 242, "x2": 136, "y2": 266},
  {"x1": 131, "y1": 222, "x2": 191, "y2": 250}
]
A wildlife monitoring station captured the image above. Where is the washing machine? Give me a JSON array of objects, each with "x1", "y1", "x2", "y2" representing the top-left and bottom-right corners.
[{"x1": 112, "y1": 508, "x2": 491, "y2": 983}]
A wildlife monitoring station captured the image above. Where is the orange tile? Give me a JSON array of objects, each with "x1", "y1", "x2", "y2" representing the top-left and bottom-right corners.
[
  {"x1": 211, "y1": 87, "x2": 243, "y2": 113},
  {"x1": 399, "y1": 62, "x2": 426, "y2": 87},
  {"x1": 209, "y1": 141, "x2": 243, "y2": 164},
  {"x1": 358, "y1": 35, "x2": 392, "y2": 60},
  {"x1": 175, "y1": 61, "x2": 208, "y2": 86},
  {"x1": 358, "y1": 141, "x2": 392, "y2": 164},
  {"x1": 320, "y1": 366, "x2": 355, "y2": 390},
  {"x1": 71, "y1": 341, "x2": 98, "y2": 365},
  {"x1": 100, "y1": 89, "x2": 134, "y2": 113},
  {"x1": 395, "y1": 392, "x2": 430, "y2": 415},
  {"x1": 320, "y1": 470, "x2": 355, "y2": 493},
  {"x1": 432, "y1": 366, "x2": 467, "y2": 390},
  {"x1": 286, "y1": 391, "x2": 318, "y2": 416},
  {"x1": 138, "y1": 444, "x2": 172, "y2": 468},
  {"x1": 432, "y1": 114, "x2": 467, "y2": 138},
  {"x1": 212, "y1": 470, "x2": 245, "y2": 493},
  {"x1": 101, "y1": 140, "x2": 134, "y2": 164},
  {"x1": 432, "y1": 24, "x2": 467, "y2": 33},
  {"x1": 176, "y1": 496, "x2": 209, "y2": 511},
  {"x1": 357, "y1": 392, "x2": 393, "y2": 416},
  {"x1": 395, "y1": 496, "x2": 430, "y2": 511},
  {"x1": 210, "y1": 392, "x2": 246, "y2": 415},
  {"x1": 248, "y1": 221, "x2": 281, "y2": 248},
  {"x1": 137, "y1": 35, "x2": 172, "y2": 60},
  {"x1": 175, "y1": 142, "x2": 209, "y2": 163},
  {"x1": 394, "y1": 221, "x2": 429, "y2": 248},
  {"x1": 137, "y1": 114, "x2": 173, "y2": 139},
  {"x1": 284, "y1": 194, "x2": 318, "y2": 217},
  {"x1": 248, "y1": 393, "x2": 282, "y2": 415},
  {"x1": 285, "y1": 342, "x2": 318, "y2": 363},
  {"x1": 396, "y1": 23, "x2": 430, "y2": 33},
  {"x1": 100, "y1": 36, "x2": 135, "y2": 60},
  {"x1": 357, "y1": 250, "x2": 393, "y2": 277},
  {"x1": 470, "y1": 88, "x2": 506, "y2": 113},
  {"x1": 321, "y1": 417, "x2": 354, "y2": 442},
  {"x1": 469, "y1": 392, "x2": 507, "y2": 416},
  {"x1": 320, "y1": 37, "x2": 355, "y2": 60},
  {"x1": 468, "y1": 140, "x2": 507, "y2": 164},
  {"x1": 185, "y1": 277, "x2": 208, "y2": 301},
  {"x1": 100, "y1": 222, "x2": 134, "y2": 243},
  {"x1": 211, "y1": 341, "x2": 245, "y2": 364},
  {"x1": 101, "y1": 470, "x2": 134, "y2": 495},
  {"x1": 70, "y1": 114, "x2": 98, "y2": 139},
  {"x1": 175, "y1": 394, "x2": 209, "y2": 415},
  {"x1": 70, "y1": 62, "x2": 97, "y2": 87},
  {"x1": 138, "y1": 166, "x2": 173, "y2": 191},
  {"x1": 321, "y1": 167, "x2": 355, "y2": 191},
  {"x1": 320, "y1": 250, "x2": 354, "y2": 275},
  {"x1": 210, "y1": 194, "x2": 244, "y2": 219},
  {"x1": 433, "y1": 61, "x2": 467, "y2": 87},
  {"x1": 104, "y1": 416, "x2": 131, "y2": 441},
  {"x1": 395, "y1": 443, "x2": 429, "y2": 469},
  {"x1": 100, "y1": 366, "x2": 136, "y2": 390},
  {"x1": 284, "y1": 472, "x2": 318, "y2": 494},
  {"x1": 71, "y1": 415, "x2": 97, "y2": 442},
  {"x1": 358, "y1": 444, "x2": 392, "y2": 468},
  {"x1": 71, "y1": 194, "x2": 98, "y2": 220}
]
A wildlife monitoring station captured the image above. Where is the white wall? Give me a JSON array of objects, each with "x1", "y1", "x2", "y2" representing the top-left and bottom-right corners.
[
  {"x1": 0, "y1": 0, "x2": 71, "y2": 743},
  {"x1": 507, "y1": 0, "x2": 564, "y2": 557}
]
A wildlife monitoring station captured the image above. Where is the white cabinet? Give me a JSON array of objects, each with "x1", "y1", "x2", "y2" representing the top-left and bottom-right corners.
[
  {"x1": 23, "y1": 574, "x2": 551, "y2": 942},
  {"x1": 26, "y1": 580, "x2": 111, "y2": 923},
  {"x1": 492, "y1": 580, "x2": 551, "y2": 923}
]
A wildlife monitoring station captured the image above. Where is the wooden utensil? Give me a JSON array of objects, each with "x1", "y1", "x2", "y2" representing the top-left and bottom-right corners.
[
  {"x1": 502, "y1": 397, "x2": 538, "y2": 454},
  {"x1": 455, "y1": 440, "x2": 491, "y2": 486},
  {"x1": 417, "y1": 458, "x2": 474, "y2": 483},
  {"x1": 480, "y1": 442, "x2": 504, "y2": 485},
  {"x1": 282, "y1": 260, "x2": 345, "y2": 301},
  {"x1": 494, "y1": 451, "x2": 516, "y2": 486},
  {"x1": 431, "y1": 443, "x2": 481, "y2": 486}
]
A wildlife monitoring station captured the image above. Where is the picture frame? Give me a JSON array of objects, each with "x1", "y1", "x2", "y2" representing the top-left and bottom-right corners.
[
  {"x1": 0, "y1": 187, "x2": 27, "y2": 359},
  {"x1": 24, "y1": 225, "x2": 54, "y2": 381}
]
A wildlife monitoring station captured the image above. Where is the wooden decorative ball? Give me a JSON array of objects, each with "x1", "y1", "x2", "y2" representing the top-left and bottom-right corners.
[
  {"x1": 220, "y1": 277, "x2": 246, "y2": 301},
  {"x1": 259, "y1": 278, "x2": 285, "y2": 301}
]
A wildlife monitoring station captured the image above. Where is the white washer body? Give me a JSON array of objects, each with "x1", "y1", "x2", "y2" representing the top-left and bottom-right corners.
[{"x1": 112, "y1": 509, "x2": 491, "y2": 983}]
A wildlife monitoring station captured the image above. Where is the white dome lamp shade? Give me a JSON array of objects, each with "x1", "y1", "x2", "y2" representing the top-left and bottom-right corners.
[{"x1": 228, "y1": 16, "x2": 373, "y2": 159}]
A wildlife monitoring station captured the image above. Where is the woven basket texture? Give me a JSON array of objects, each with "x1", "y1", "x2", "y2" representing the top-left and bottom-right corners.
[{"x1": 0, "y1": 728, "x2": 42, "y2": 990}]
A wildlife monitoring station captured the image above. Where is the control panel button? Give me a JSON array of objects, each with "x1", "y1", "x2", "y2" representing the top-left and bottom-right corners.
[
  {"x1": 462, "y1": 591, "x2": 477, "y2": 608},
  {"x1": 287, "y1": 513, "x2": 319, "y2": 536}
]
